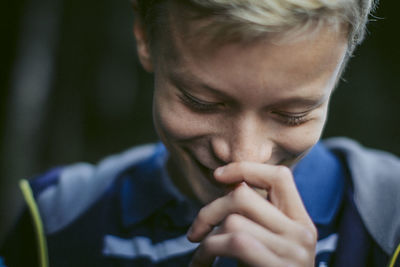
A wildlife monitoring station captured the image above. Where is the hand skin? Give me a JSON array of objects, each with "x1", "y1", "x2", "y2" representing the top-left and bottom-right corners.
[{"x1": 187, "y1": 162, "x2": 318, "y2": 267}]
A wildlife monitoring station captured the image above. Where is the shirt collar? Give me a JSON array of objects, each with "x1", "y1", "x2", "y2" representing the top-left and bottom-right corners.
[
  {"x1": 120, "y1": 142, "x2": 345, "y2": 228},
  {"x1": 120, "y1": 143, "x2": 197, "y2": 228},
  {"x1": 293, "y1": 142, "x2": 345, "y2": 225}
]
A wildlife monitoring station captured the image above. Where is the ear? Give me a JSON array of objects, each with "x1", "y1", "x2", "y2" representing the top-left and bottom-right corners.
[{"x1": 133, "y1": 15, "x2": 154, "y2": 72}]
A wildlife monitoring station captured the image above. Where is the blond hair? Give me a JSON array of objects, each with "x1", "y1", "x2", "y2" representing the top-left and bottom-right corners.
[{"x1": 135, "y1": 0, "x2": 377, "y2": 54}]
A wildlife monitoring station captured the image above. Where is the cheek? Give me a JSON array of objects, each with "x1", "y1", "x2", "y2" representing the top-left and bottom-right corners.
[
  {"x1": 275, "y1": 111, "x2": 328, "y2": 156},
  {"x1": 152, "y1": 89, "x2": 210, "y2": 142}
]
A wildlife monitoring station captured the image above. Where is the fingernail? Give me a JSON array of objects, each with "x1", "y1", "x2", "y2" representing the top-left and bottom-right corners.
[{"x1": 214, "y1": 167, "x2": 224, "y2": 177}]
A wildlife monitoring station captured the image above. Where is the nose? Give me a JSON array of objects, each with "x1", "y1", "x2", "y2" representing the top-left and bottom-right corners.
[{"x1": 211, "y1": 114, "x2": 273, "y2": 164}]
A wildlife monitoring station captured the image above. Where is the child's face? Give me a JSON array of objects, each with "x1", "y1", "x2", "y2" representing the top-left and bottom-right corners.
[{"x1": 147, "y1": 22, "x2": 348, "y2": 204}]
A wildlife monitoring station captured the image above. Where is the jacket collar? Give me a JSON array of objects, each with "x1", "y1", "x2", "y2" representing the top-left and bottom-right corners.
[
  {"x1": 120, "y1": 142, "x2": 345, "y2": 228},
  {"x1": 120, "y1": 143, "x2": 198, "y2": 228},
  {"x1": 293, "y1": 142, "x2": 345, "y2": 225}
]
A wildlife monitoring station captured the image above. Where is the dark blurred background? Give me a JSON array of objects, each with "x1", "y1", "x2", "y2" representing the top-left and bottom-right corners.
[{"x1": 1, "y1": 0, "x2": 399, "y2": 242}]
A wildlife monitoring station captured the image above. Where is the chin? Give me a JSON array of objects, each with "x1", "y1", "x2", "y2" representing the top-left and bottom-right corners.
[{"x1": 166, "y1": 146, "x2": 224, "y2": 204}]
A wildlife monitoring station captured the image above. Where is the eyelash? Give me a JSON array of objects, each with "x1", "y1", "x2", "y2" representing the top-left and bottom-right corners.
[
  {"x1": 179, "y1": 91, "x2": 310, "y2": 126},
  {"x1": 276, "y1": 113, "x2": 309, "y2": 126},
  {"x1": 179, "y1": 92, "x2": 220, "y2": 111}
]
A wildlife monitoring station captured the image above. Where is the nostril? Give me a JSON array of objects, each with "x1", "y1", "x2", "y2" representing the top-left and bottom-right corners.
[{"x1": 210, "y1": 137, "x2": 231, "y2": 164}]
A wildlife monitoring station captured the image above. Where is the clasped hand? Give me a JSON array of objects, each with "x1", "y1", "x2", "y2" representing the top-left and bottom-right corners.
[{"x1": 188, "y1": 162, "x2": 317, "y2": 267}]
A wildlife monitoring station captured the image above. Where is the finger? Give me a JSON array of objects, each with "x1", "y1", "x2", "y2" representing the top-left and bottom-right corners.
[
  {"x1": 192, "y1": 214, "x2": 316, "y2": 267},
  {"x1": 214, "y1": 162, "x2": 311, "y2": 224},
  {"x1": 214, "y1": 213, "x2": 314, "y2": 260},
  {"x1": 190, "y1": 232, "x2": 284, "y2": 267},
  {"x1": 188, "y1": 183, "x2": 295, "y2": 242}
]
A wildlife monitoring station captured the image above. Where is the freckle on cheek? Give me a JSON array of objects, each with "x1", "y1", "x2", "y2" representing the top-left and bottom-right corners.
[{"x1": 157, "y1": 110, "x2": 200, "y2": 140}]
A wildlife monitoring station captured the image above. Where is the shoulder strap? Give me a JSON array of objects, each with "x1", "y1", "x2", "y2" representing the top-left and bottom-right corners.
[
  {"x1": 19, "y1": 179, "x2": 49, "y2": 267},
  {"x1": 388, "y1": 244, "x2": 400, "y2": 267}
]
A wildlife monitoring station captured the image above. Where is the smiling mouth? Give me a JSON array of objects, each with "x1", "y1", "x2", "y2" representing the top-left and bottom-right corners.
[{"x1": 191, "y1": 156, "x2": 226, "y2": 188}]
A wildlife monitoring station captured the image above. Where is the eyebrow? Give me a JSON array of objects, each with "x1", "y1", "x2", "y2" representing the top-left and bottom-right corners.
[{"x1": 169, "y1": 70, "x2": 328, "y2": 109}]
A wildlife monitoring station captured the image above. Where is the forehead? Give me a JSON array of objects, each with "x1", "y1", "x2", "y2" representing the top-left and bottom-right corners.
[
  {"x1": 157, "y1": 3, "x2": 348, "y2": 64},
  {"x1": 157, "y1": 17, "x2": 347, "y2": 92}
]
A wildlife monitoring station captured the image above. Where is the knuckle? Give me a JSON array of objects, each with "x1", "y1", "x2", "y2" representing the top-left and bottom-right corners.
[
  {"x1": 293, "y1": 247, "x2": 310, "y2": 265},
  {"x1": 231, "y1": 183, "x2": 250, "y2": 203},
  {"x1": 268, "y1": 166, "x2": 293, "y2": 190},
  {"x1": 275, "y1": 166, "x2": 293, "y2": 182},
  {"x1": 279, "y1": 241, "x2": 310, "y2": 266},
  {"x1": 299, "y1": 225, "x2": 318, "y2": 248},
  {"x1": 223, "y1": 214, "x2": 244, "y2": 233},
  {"x1": 236, "y1": 161, "x2": 248, "y2": 172},
  {"x1": 228, "y1": 232, "x2": 252, "y2": 252}
]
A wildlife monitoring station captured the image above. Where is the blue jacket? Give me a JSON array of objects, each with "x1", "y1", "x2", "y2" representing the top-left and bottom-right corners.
[{"x1": 1, "y1": 138, "x2": 399, "y2": 267}]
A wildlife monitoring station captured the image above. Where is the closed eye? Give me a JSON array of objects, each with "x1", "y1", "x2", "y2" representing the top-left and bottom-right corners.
[
  {"x1": 179, "y1": 91, "x2": 222, "y2": 112},
  {"x1": 272, "y1": 111, "x2": 311, "y2": 126}
]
